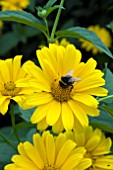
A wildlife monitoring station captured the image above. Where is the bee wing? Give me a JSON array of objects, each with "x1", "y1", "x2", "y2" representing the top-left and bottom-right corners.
[
  {"x1": 68, "y1": 77, "x2": 81, "y2": 83},
  {"x1": 66, "y1": 69, "x2": 74, "y2": 76},
  {"x1": 74, "y1": 77, "x2": 81, "y2": 82}
]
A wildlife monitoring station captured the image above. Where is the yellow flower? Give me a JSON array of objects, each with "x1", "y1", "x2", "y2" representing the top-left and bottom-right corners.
[
  {"x1": 4, "y1": 131, "x2": 91, "y2": 170},
  {"x1": 55, "y1": 38, "x2": 70, "y2": 47},
  {"x1": 0, "y1": 20, "x2": 3, "y2": 29},
  {"x1": 0, "y1": 0, "x2": 30, "y2": 11},
  {"x1": 23, "y1": 44, "x2": 107, "y2": 133},
  {"x1": 65, "y1": 126, "x2": 113, "y2": 170},
  {"x1": 80, "y1": 25, "x2": 112, "y2": 54},
  {"x1": 0, "y1": 55, "x2": 33, "y2": 115}
]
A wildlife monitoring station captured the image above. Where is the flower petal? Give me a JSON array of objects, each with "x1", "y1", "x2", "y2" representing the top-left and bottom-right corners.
[
  {"x1": 68, "y1": 100, "x2": 89, "y2": 127},
  {"x1": 23, "y1": 142, "x2": 44, "y2": 169},
  {"x1": 61, "y1": 102, "x2": 74, "y2": 131},
  {"x1": 61, "y1": 154, "x2": 83, "y2": 170},
  {"x1": 13, "y1": 55, "x2": 22, "y2": 81},
  {"x1": 22, "y1": 93, "x2": 53, "y2": 109},
  {"x1": 76, "y1": 158, "x2": 92, "y2": 170},
  {"x1": 23, "y1": 60, "x2": 51, "y2": 89},
  {"x1": 0, "y1": 60, "x2": 10, "y2": 83},
  {"x1": 33, "y1": 133, "x2": 47, "y2": 165},
  {"x1": 37, "y1": 118, "x2": 48, "y2": 132},
  {"x1": 72, "y1": 94, "x2": 98, "y2": 108},
  {"x1": 45, "y1": 133, "x2": 55, "y2": 165},
  {"x1": 31, "y1": 103, "x2": 52, "y2": 123},
  {"x1": 76, "y1": 101, "x2": 100, "y2": 116},
  {"x1": 79, "y1": 87, "x2": 108, "y2": 96},
  {"x1": 0, "y1": 98, "x2": 10, "y2": 115},
  {"x1": 56, "y1": 140, "x2": 76, "y2": 167},
  {"x1": 55, "y1": 133, "x2": 66, "y2": 158},
  {"x1": 52, "y1": 115, "x2": 64, "y2": 133},
  {"x1": 46, "y1": 100, "x2": 61, "y2": 125},
  {"x1": 12, "y1": 155, "x2": 38, "y2": 170}
]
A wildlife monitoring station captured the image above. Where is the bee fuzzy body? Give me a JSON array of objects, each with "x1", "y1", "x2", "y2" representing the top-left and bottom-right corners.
[{"x1": 59, "y1": 70, "x2": 81, "y2": 88}]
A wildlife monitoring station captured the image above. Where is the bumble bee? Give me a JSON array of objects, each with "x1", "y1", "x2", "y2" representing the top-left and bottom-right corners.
[{"x1": 59, "y1": 70, "x2": 81, "y2": 88}]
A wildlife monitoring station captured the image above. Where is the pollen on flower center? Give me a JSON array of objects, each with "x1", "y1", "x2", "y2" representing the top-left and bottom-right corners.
[
  {"x1": 4, "y1": 81, "x2": 15, "y2": 91},
  {"x1": 1, "y1": 81, "x2": 20, "y2": 97},
  {"x1": 43, "y1": 164, "x2": 59, "y2": 170},
  {"x1": 51, "y1": 79, "x2": 74, "y2": 102}
]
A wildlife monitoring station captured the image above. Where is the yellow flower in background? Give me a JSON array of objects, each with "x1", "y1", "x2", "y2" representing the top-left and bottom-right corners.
[
  {"x1": 80, "y1": 25, "x2": 112, "y2": 54},
  {"x1": 65, "y1": 126, "x2": 113, "y2": 170},
  {"x1": 22, "y1": 44, "x2": 107, "y2": 133},
  {"x1": 0, "y1": 0, "x2": 30, "y2": 11},
  {"x1": 55, "y1": 38, "x2": 70, "y2": 47},
  {"x1": 0, "y1": 55, "x2": 33, "y2": 115},
  {"x1": 5, "y1": 131, "x2": 92, "y2": 170},
  {"x1": 0, "y1": 20, "x2": 3, "y2": 29}
]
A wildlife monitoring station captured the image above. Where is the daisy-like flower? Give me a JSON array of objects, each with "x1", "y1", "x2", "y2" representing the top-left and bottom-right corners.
[
  {"x1": 0, "y1": 0, "x2": 30, "y2": 11},
  {"x1": 80, "y1": 25, "x2": 112, "y2": 54},
  {"x1": 65, "y1": 126, "x2": 113, "y2": 170},
  {"x1": 0, "y1": 55, "x2": 33, "y2": 115},
  {"x1": 23, "y1": 44, "x2": 107, "y2": 133},
  {"x1": 4, "y1": 131, "x2": 92, "y2": 170}
]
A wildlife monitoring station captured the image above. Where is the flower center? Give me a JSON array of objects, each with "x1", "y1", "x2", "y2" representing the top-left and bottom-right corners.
[
  {"x1": 51, "y1": 79, "x2": 74, "y2": 102},
  {"x1": 43, "y1": 165, "x2": 59, "y2": 170},
  {"x1": 1, "y1": 81, "x2": 20, "y2": 97},
  {"x1": 85, "y1": 152, "x2": 92, "y2": 158}
]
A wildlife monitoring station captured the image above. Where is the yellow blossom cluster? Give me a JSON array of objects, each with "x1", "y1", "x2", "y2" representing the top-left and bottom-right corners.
[{"x1": 65, "y1": 126, "x2": 113, "y2": 170}]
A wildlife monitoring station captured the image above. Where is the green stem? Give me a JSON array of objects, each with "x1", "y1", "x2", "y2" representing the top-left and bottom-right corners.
[
  {"x1": 0, "y1": 132, "x2": 17, "y2": 151},
  {"x1": 44, "y1": 18, "x2": 50, "y2": 37},
  {"x1": 50, "y1": 0, "x2": 65, "y2": 42},
  {"x1": 10, "y1": 102, "x2": 20, "y2": 143},
  {"x1": 98, "y1": 95, "x2": 113, "y2": 102}
]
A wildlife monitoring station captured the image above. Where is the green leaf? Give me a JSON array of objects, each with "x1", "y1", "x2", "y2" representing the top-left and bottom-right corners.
[
  {"x1": 26, "y1": 128, "x2": 37, "y2": 142},
  {"x1": 100, "y1": 105, "x2": 113, "y2": 118},
  {"x1": 98, "y1": 68, "x2": 113, "y2": 104},
  {"x1": 89, "y1": 109, "x2": 113, "y2": 133},
  {"x1": 0, "y1": 125, "x2": 35, "y2": 142},
  {"x1": 0, "y1": 142, "x2": 16, "y2": 169},
  {"x1": 0, "y1": 126, "x2": 36, "y2": 168},
  {"x1": 15, "y1": 122, "x2": 34, "y2": 131},
  {"x1": 0, "y1": 127, "x2": 13, "y2": 141},
  {"x1": 0, "y1": 10, "x2": 46, "y2": 32},
  {"x1": 55, "y1": 27, "x2": 113, "y2": 59},
  {"x1": 18, "y1": 107, "x2": 36, "y2": 122},
  {"x1": 104, "y1": 68, "x2": 113, "y2": 96}
]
